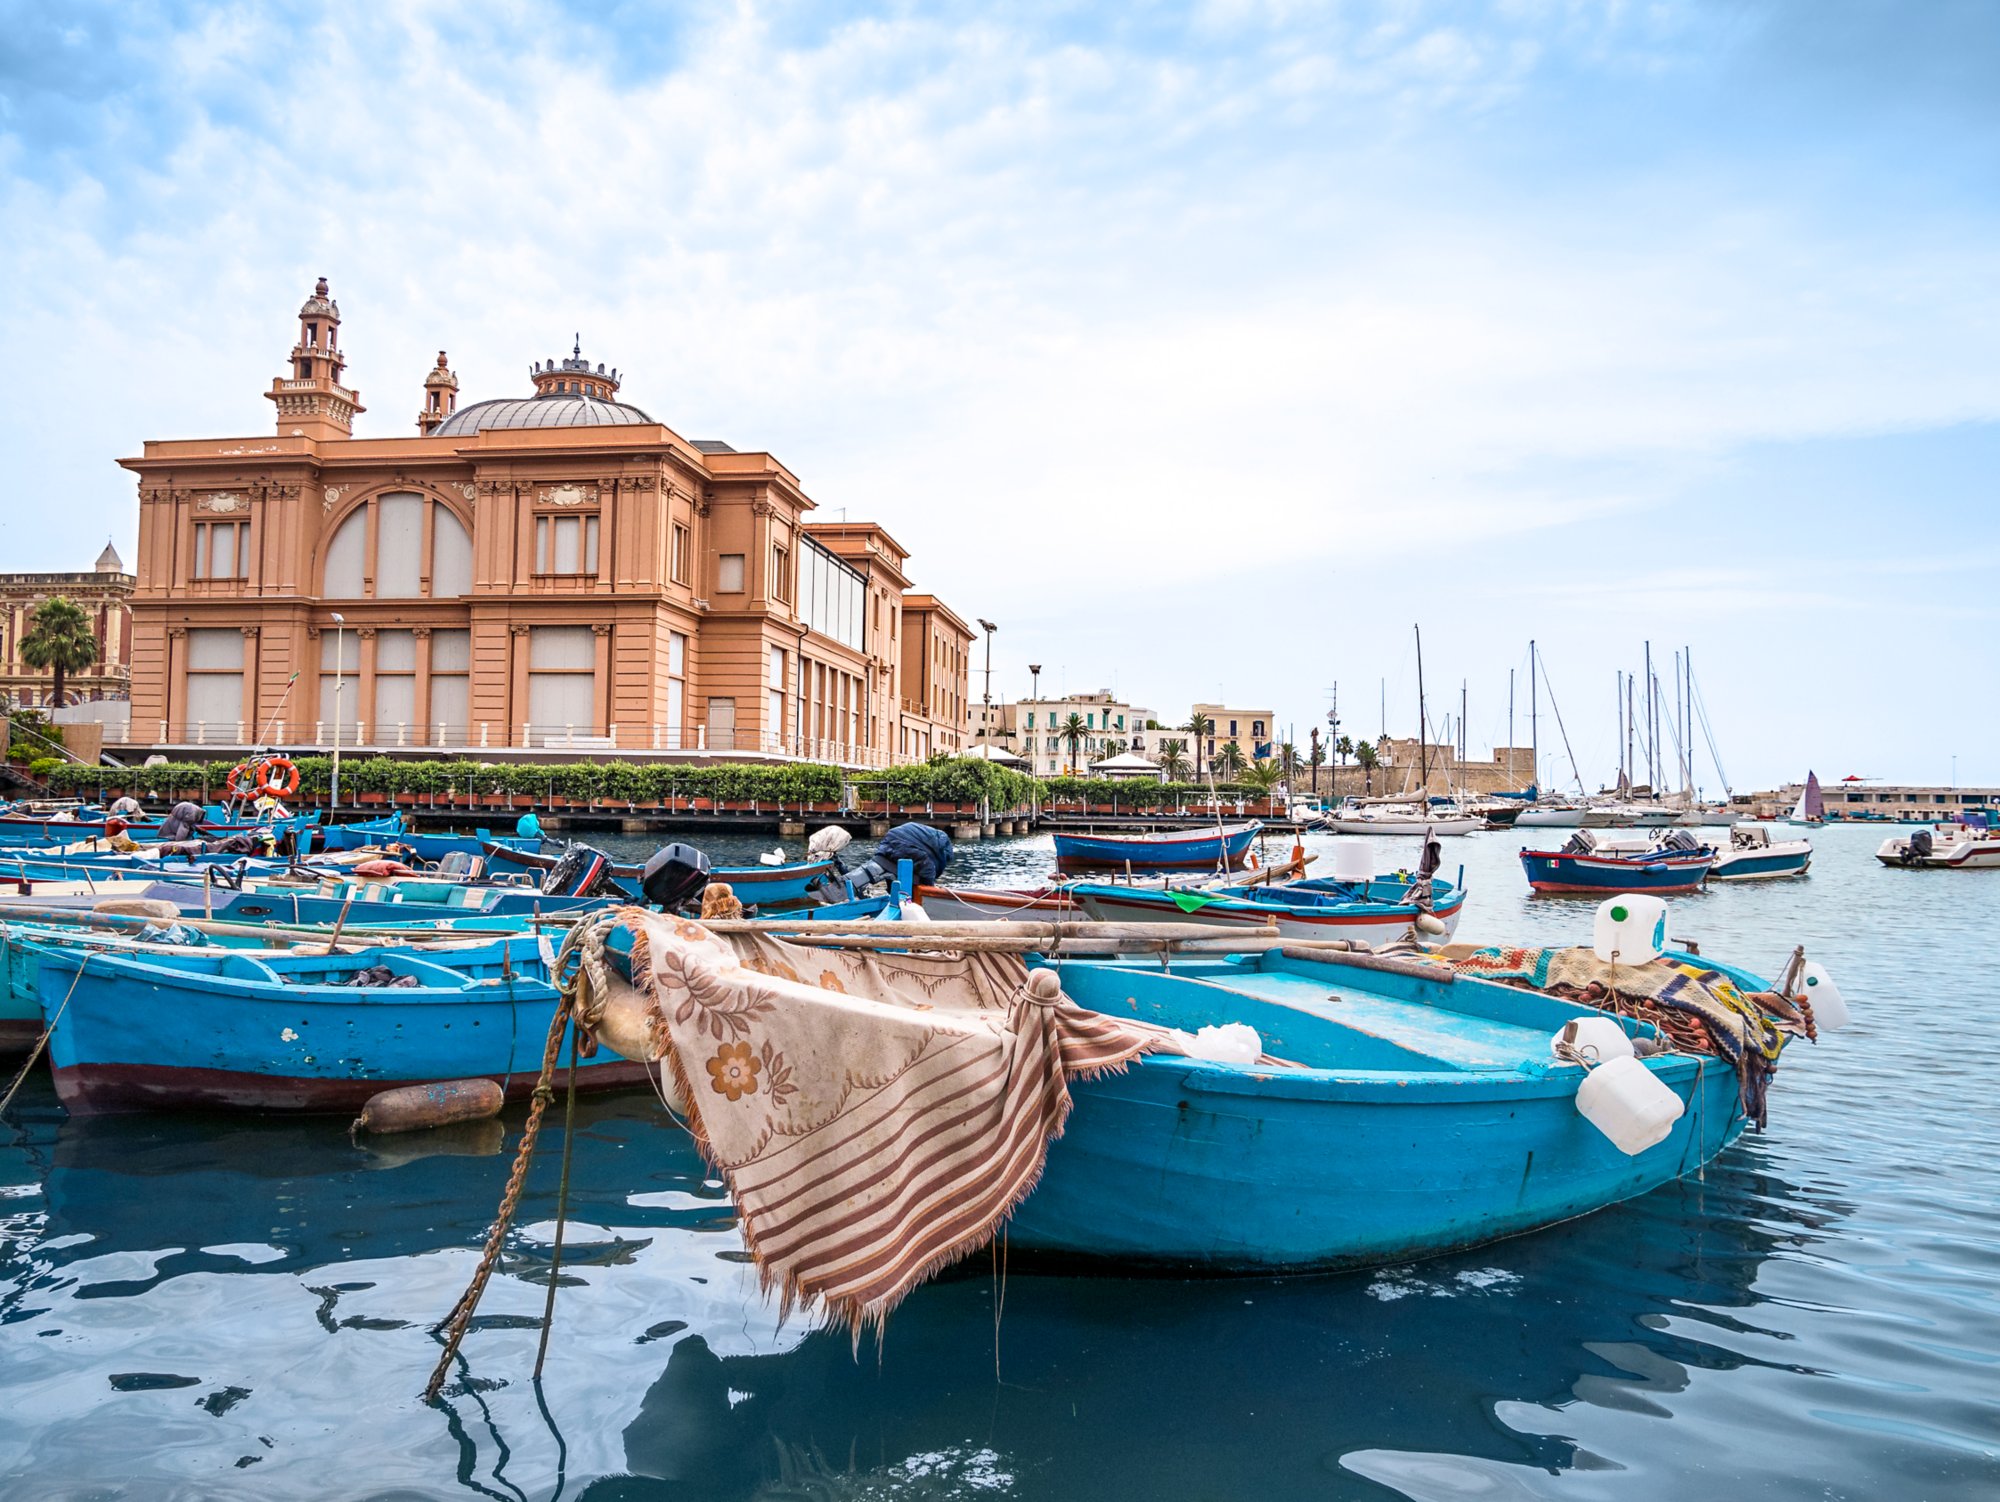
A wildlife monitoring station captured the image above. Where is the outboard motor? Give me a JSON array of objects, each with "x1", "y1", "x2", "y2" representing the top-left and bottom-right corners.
[
  {"x1": 1904, "y1": 828, "x2": 1934, "y2": 865},
  {"x1": 540, "y1": 843, "x2": 618, "y2": 898},
  {"x1": 1660, "y1": 829, "x2": 1701, "y2": 853},
  {"x1": 641, "y1": 843, "x2": 712, "y2": 911}
]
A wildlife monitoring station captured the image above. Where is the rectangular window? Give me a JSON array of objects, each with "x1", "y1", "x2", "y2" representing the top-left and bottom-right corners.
[
  {"x1": 185, "y1": 628, "x2": 244, "y2": 735},
  {"x1": 376, "y1": 493, "x2": 425, "y2": 597},
  {"x1": 527, "y1": 625, "x2": 596, "y2": 742},
  {"x1": 671, "y1": 524, "x2": 690, "y2": 584},
  {"x1": 771, "y1": 545, "x2": 790, "y2": 602},
  {"x1": 535, "y1": 514, "x2": 600, "y2": 576},
  {"x1": 194, "y1": 522, "x2": 248, "y2": 581},
  {"x1": 317, "y1": 628, "x2": 361, "y2": 740},
  {"x1": 430, "y1": 629, "x2": 471, "y2": 742},
  {"x1": 706, "y1": 697, "x2": 736, "y2": 752},
  {"x1": 666, "y1": 631, "x2": 687, "y2": 748},
  {"x1": 374, "y1": 628, "x2": 417, "y2": 735},
  {"x1": 768, "y1": 645, "x2": 786, "y2": 750},
  {"x1": 718, "y1": 554, "x2": 745, "y2": 593}
]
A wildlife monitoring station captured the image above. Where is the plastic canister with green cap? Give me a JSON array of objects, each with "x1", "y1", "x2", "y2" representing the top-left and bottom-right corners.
[{"x1": 1592, "y1": 893, "x2": 1669, "y2": 965}]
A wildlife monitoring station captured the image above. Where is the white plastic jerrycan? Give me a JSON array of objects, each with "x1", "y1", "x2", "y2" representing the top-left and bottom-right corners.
[
  {"x1": 1796, "y1": 961, "x2": 1850, "y2": 1031},
  {"x1": 1551, "y1": 1015, "x2": 1635, "y2": 1066},
  {"x1": 1575, "y1": 1055, "x2": 1685, "y2": 1155},
  {"x1": 1332, "y1": 840, "x2": 1376, "y2": 883},
  {"x1": 1593, "y1": 894, "x2": 1669, "y2": 965}
]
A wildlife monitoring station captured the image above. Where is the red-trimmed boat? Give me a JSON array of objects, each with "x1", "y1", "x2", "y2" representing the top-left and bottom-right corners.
[{"x1": 1520, "y1": 829, "x2": 1715, "y2": 895}]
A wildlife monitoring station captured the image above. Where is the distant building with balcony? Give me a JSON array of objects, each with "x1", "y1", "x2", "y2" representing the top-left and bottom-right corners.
[
  {"x1": 0, "y1": 545, "x2": 134, "y2": 709},
  {"x1": 119, "y1": 279, "x2": 972, "y2": 764},
  {"x1": 979, "y1": 691, "x2": 1157, "y2": 776},
  {"x1": 1190, "y1": 703, "x2": 1275, "y2": 769},
  {"x1": 897, "y1": 595, "x2": 974, "y2": 759}
]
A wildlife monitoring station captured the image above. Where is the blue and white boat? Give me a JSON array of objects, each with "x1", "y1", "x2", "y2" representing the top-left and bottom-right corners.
[
  {"x1": 1052, "y1": 821, "x2": 1262, "y2": 872},
  {"x1": 1708, "y1": 824, "x2": 1812, "y2": 882},
  {"x1": 1067, "y1": 874, "x2": 1467, "y2": 947},
  {"x1": 1521, "y1": 829, "x2": 1716, "y2": 894}
]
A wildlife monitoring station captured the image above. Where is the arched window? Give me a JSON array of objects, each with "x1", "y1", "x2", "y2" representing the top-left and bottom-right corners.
[{"x1": 322, "y1": 491, "x2": 474, "y2": 598}]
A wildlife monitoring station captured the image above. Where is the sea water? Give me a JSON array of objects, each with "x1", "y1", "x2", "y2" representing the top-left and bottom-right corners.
[{"x1": 0, "y1": 822, "x2": 1994, "y2": 1499}]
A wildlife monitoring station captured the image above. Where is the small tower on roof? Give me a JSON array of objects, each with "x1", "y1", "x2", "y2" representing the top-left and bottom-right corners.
[
  {"x1": 265, "y1": 276, "x2": 365, "y2": 441},
  {"x1": 417, "y1": 350, "x2": 459, "y2": 435},
  {"x1": 529, "y1": 336, "x2": 620, "y2": 402},
  {"x1": 95, "y1": 539, "x2": 124, "y2": 574}
]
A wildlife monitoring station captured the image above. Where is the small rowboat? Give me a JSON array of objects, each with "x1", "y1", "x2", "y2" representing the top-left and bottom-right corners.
[
  {"x1": 479, "y1": 840, "x2": 835, "y2": 907},
  {"x1": 1051, "y1": 821, "x2": 1261, "y2": 872}
]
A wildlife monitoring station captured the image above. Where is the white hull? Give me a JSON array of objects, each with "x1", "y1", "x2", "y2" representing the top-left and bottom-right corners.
[
  {"x1": 1514, "y1": 808, "x2": 1605, "y2": 828},
  {"x1": 1875, "y1": 829, "x2": 2000, "y2": 868},
  {"x1": 1324, "y1": 816, "x2": 1480, "y2": 836}
]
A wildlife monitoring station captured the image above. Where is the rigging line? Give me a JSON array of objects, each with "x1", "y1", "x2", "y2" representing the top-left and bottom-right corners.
[
  {"x1": 1537, "y1": 659, "x2": 1588, "y2": 795},
  {"x1": 1689, "y1": 675, "x2": 1732, "y2": 795}
]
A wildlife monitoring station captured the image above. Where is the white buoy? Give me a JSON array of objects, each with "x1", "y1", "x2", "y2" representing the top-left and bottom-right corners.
[
  {"x1": 1181, "y1": 1023, "x2": 1263, "y2": 1064},
  {"x1": 1551, "y1": 1016, "x2": 1634, "y2": 1066},
  {"x1": 1797, "y1": 961, "x2": 1850, "y2": 1031},
  {"x1": 1574, "y1": 1055, "x2": 1685, "y2": 1155},
  {"x1": 1592, "y1": 894, "x2": 1669, "y2": 965},
  {"x1": 1331, "y1": 840, "x2": 1375, "y2": 883}
]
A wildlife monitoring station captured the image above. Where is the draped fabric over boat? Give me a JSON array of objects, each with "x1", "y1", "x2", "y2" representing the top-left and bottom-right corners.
[
  {"x1": 569, "y1": 910, "x2": 1183, "y2": 1337},
  {"x1": 1441, "y1": 945, "x2": 1794, "y2": 1127}
]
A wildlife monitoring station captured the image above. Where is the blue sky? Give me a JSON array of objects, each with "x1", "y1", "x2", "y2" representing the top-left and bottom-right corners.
[{"x1": 3, "y1": 1, "x2": 1996, "y2": 789}]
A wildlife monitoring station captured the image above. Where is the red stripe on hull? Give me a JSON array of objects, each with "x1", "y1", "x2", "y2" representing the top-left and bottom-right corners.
[{"x1": 50, "y1": 1057, "x2": 655, "y2": 1115}]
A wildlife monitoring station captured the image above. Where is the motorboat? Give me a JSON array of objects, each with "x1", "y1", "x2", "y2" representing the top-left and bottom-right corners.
[
  {"x1": 1520, "y1": 828, "x2": 1717, "y2": 894},
  {"x1": 1708, "y1": 824, "x2": 1812, "y2": 881},
  {"x1": 1875, "y1": 821, "x2": 2000, "y2": 869}
]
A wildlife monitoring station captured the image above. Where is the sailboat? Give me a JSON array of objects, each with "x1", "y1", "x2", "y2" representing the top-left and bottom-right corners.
[{"x1": 1786, "y1": 771, "x2": 1827, "y2": 827}]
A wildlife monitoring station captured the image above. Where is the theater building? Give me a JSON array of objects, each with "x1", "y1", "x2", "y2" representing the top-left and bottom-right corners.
[
  {"x1": 0, "y1": 545, "x2": 135, "y2": 710},
  {"x1": 120, "y1": 279, "x2": 971, "y2": 764}
]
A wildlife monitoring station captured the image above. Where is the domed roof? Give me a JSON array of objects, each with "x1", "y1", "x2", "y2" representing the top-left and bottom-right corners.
[{"x1": 432, "y1": 392, "x2": 655, "y2": 437}]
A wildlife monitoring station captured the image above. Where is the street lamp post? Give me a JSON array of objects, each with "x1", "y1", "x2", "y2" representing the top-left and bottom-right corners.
[
  {"x1": 330, "y1": 613, "x2": 346, "y2": 811},
  {"x1": 977, "y1": 619, "x2": 997, "y2": 740}
]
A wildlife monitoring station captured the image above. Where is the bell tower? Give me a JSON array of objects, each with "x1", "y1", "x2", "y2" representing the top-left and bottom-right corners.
[
  {"x1": 417, "y1": 350, "x2": 459, "y2": 435},
  {"x1": 265, "y1": 276, "x2": 365, "y2": 440}
]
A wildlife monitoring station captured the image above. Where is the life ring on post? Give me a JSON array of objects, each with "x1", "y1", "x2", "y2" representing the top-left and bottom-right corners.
[
  {"x1": 256, "y1": 756, "x2": 300, "y2": 799},
  {"x1": 224, "y1": 761, "x2": 257, "y2": 799}
]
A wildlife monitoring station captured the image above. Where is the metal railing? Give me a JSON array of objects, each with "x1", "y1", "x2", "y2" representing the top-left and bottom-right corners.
[{"x1": 126, "y1": 721, "x2": 906, "y2": 768}]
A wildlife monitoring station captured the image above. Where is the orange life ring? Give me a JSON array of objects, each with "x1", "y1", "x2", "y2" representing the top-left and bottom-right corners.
[
  {"x1": 256, "y1": 757, "x2": 300, "y2": 798},
  {"x1": 224, "y1": 761, "x2": 257, "y2": 798}
]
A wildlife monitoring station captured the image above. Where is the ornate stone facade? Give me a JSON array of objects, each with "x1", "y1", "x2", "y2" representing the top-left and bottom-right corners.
[
  {"x1": 0, "y1": 546, "x2": 134, "y2": 709},
  {"x1": 119, "y1": 280, "x2": 971, "y2": 762}
]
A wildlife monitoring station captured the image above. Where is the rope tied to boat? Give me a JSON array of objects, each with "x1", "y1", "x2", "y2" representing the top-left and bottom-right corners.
[{"x1": 422, "y1": 995, "x2": 572, "y2": 1403}]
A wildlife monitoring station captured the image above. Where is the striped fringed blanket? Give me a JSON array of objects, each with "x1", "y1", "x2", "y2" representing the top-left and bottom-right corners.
[
  {"x1": 589, "y1": 911, "x2": 1183, "y2": 1338},
  {"x1": 1445, "y1": 945, "x2": 1793, "y2": 1127}
]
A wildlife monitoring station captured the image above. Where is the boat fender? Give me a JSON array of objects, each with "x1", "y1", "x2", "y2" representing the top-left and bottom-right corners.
[
  {"x1": 352, "y1": 1078, "x2": 505, "y2": 1136},
  {"x1": 1797, "y1": 962, "x2": 1850, "y2": 1031},
  {"x1": 1178, "y1": 1022, "x2": 1263, "y2": 1064},
  {"x1": 1413, "y1": 912, "x2": 1448, "y2": 936},
  {"x1": 1551, "y1": 1016, "x2": 1634, "y2": 1066},
  {"x1": 1592, "y1": 895, "x2": 1669, "y2": 965},
  {"x1": 1572, "y1": 1055, "x2": 1684, "y2": 1155}
]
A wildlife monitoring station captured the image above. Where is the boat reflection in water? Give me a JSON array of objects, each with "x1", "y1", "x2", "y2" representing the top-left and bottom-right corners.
[{"x1": 5, "y1": 1078, "x2": 1862, "y2": 1502}]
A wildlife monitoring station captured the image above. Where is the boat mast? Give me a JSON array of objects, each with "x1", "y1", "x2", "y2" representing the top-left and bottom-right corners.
[
  {"x1": 1626, "y1": 673, "x2": 1636, "y2": 794},
  {"x1": 1644, "y1": 641, "x2": 1655, "y2": 793},
  {"x1": 1508, "y1": 669, "x2": 1516, "y2": 787},
  {"x1": 1415, "y1": 625, "x2": 1429, "y2": 797},
  {"x1": 1616, "y1": 671, "x2": 1625, "y2": 790},
  {"x1": 1530, "y1": 641, "x2": 1539, "y2": 797}
]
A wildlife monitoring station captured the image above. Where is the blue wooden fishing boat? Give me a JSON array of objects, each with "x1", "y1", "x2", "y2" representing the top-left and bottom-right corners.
[
  {"x1": 1068, "y1": 874, "x2": 1467, "y2": 947},
  {"x1": 1052, "y1": 821, "x2": 1262, "y2": 872},
  {"x1": 33, "y1": 934, "x2": 642, "y2": 1113},
  {"x1": 1520, "y1": 829, "x2": 1716, "y2": 895},
  {"x1": 479, "y1": 839, "x2": 837, "y2": 909},
  {"x1": 1005, "y1": 948, "x2": 1758, "y2": 1270},
  {"x1": 313, "y1": 814, "x2": 541, "y2": 863},
  {"x1": 0, "y1": 805, "x2": 319, "y2": 849},
  {"x1": 1708, "y1": 824, "x2": 1812, "y2": 881}
]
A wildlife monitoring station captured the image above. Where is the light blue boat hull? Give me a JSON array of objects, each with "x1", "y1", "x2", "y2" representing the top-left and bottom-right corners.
[{"x1": 1007, "y1": 952, "x2": 1754, "y2": 1270}]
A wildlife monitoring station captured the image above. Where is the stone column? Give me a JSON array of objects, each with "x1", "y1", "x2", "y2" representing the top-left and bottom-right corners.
[
  {"x1": 357, "y1": 628, "x2": 378, "y2": 747},
  {"x1": 592, "y1": 623, "x2": 613, "y2": 738},
  {"x1": 511, "y1": 624, "x2": 533, "y2": 746},
  {"x1": 412, "y1": 626, "x2": 433, "y2": 746},
  {"x1": 239, "y1": 626, "x2": 261, "y2": 742}
]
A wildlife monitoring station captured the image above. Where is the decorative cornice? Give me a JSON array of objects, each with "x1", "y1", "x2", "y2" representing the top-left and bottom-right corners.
[
  {"x1": 411, "y1": 625, "x2": 432, "y2": 638},
  {"x1": 239, "y1": 626, "x2": 260, "y2": 637},
  {"x1": 591, "y1": 623, "x2": 612, "y2": 636}
]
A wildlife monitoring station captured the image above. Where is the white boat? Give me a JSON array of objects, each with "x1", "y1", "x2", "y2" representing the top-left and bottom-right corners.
[
  {"x1": 1876, "y1": 823, "x2": 2000, "y2": 869},
  {"x1": 1514, "y1": 803, "x2": 1613, "y2": 828},
  {"x1": 1321, "y1": 803, "x2": 1481, "y2": 836},
  {"x1": 1708, "y1": 824, "x2": 1813, "y2": 881}
]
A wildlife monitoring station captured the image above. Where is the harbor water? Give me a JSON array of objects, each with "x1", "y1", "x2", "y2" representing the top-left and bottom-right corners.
[{"x1": 1, "y1": 822, "x2": 1995, "y2": 1499}]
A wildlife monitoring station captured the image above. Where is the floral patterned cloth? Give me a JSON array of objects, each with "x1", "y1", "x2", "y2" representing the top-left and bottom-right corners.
[{"x1": 589, "y1": 910, "x2": 1182, "y2": 1337}]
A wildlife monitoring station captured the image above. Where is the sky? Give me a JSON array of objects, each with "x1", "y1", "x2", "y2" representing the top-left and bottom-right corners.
[{"x1": 3, "y1": 0, "x2": 1997, "y2": 792}]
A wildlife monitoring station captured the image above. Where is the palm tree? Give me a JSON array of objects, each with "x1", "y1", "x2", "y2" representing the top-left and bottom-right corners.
[
  {"x1": 1335, "y1": 734, "x2": 1354, "y2": 795},
  {"x1": 1216, "y1": 740, "x2": 1247, "y2": 780},
  {"x1": 1308, "y1": 737, "x2": 1326, "y2": 795},
  {"x1": 1241, "y1": 760, "x2": 1283, "y2": 795},
  {"x1": 1276, "y1": 741, "x2": 1303, "y2": 781},
  {"x1": 1157, "y1": 737, "x2": 1190, "y2": 781},
  {"x1": 1354, "y1": 740, "x2": 1380, "y2": 794},
  {"x1": 19, "y1": 597, "x2": 98, "y2": 710},
  {"x1": 1184, "y1": 713, "x2": 1213, "y2": 780},
  {"x1": 1059, "y1": 712, "x2": 1089, "y2": 774}
]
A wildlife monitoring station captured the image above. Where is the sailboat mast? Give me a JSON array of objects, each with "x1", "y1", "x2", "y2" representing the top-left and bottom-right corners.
[
  {"x1": 1415, "y1": 625, "x2": 1429, "y2": 796},
  {"x1": 1530, "y1": 641, "x2": 1539, "y2": 796},
  {"x1": 1616, "y1": 671, "x2": 1624, "y2": 789},
  {"x1": 1508, "y1": 669, "x2": 1516, "y2": 786},
  {"x1": 1460, "y1": 680, "x2": 1467, "y2": 769},
  {"x1": 1643, "y1": 641, "x2": 1654, "y2": 791}
]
